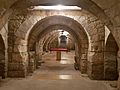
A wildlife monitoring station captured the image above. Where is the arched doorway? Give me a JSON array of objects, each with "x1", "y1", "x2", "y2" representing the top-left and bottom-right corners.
[
  {"x1": 27, "y1": 15, "x2": 89, "y2": 75},
  {"x1": 0, "y1": 35, "x2": 5, "y2": 79},
  {"x1": 104, "y1": 33, "x2": 119, "y2": 80}
]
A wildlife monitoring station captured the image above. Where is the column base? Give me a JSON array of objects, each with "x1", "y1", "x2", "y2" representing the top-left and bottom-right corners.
[
  {"x1": 87, "y1": 61, "x2": 104, "y2": 80},
  {"x1": 7, "y1": 63, "x2": 27, "y2": 78},
  {"x1": 8, "y1": 71, "x2": 26, "y2": 78}
]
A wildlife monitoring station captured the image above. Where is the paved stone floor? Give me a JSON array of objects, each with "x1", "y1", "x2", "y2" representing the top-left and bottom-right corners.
[{"x1": 0, "y1": 51, "x2": 117, "y2": 90}]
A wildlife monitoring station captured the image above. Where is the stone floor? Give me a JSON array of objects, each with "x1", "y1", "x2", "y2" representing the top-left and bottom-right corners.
[{"x1": 0, "y1": 51, "x2": 117, "y2": 90}]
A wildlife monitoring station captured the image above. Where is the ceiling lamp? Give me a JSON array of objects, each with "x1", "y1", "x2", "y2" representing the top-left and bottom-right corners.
[{"x1": 31, "y1": 5, "x2": 82, "y2": 10}]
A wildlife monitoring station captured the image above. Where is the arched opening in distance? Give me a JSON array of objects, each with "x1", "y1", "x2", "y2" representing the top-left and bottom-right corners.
[{"x1": 27, "y1": 15, "x2": 89, "y2": 74}]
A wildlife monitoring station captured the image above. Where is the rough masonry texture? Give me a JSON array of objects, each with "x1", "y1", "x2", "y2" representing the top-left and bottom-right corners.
[{"x1": 0, "y1": 0, "x2": 120, "y2": 89}]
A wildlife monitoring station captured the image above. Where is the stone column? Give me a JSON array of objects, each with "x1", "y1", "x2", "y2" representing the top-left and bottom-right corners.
[
  {"x1": 8, "y1": 40, "x2": 28, "y2": 77},
  {"x1": 28, "y1": 51, "x2": 36, "y2": 73},
  {"x1": 75, "y1": 44, "x2": 81, "y2": 71},
  {"x1": 87, "y1": 41, "x2": 104, "y2": 80},
  {"x1": 36, "y1": 53, "x2": 41, "y2": 68},
  {"x1": 8, "y1": 23, "x2": 23, "y2": 77},
  {"x1": 80, "y1": 43, "x2": 88, "y2": 74},
  {"x1": 7, "y1": 10, "x2": 28, "y2": 77},
  {"x1": 36, "y1": 42, "x2": 44, "y2": 68},
  {"x1": 8, "y1": 51, "x2": 28, "y2": 77},
  {"x1": 117, "y1": 50, "x2": 120, "y2": 90},
  {"x1": 104, "y1": 50, "x2": 118, "y2": 80},
  {"x1": 0, "y1": 58, "x2": 5, "y2": 79},
  {"x1": 8, "y1": 38, "x2": 28, "y2": 77},
  {"x1": 4, "y1": 49, "x2": 8, "y2": 78},
  {"x1": 80, "y1": 53, "x2": 87, "y2": 73}
]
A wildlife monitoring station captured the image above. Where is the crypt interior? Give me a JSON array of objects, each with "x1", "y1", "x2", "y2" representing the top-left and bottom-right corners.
[{"x1": 0, "y1": 0, "x2": 120, "y2": 90}]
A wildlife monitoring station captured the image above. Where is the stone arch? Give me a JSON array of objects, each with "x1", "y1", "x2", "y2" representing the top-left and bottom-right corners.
[
  {"x1": 29, "y1": 25, "x2": 81, "y2": 58},
  {"x1": 26, "y1": 15, "x2": 89, "y2": 74},
  {"x1": 11, "y1": 0, "x2": 111, "y2": 26},
  {"x1": 0, "y1": 0, "x2": 117, "y2": 44},
  {"x1": 11, "y1": 0, "x2": 116, "y2": 37},
  {"x1": 104, "y1": 33, "x2": 119, "y2": 80},
  {"x1": 27, "y1": 15, "x2": 88, "y2": 48},
  {"x1": 3, "y1": 1, "x2": 120, "y2": 84},
  {"x1": 0, "y1": 34, "x2": 5, "y2": 79},
  {"x1": 2, "y1": 0, "x2": 116, "y2": 50},
  {"x1": 42, "y1": 32, "x2": 75, "y2": 52}
]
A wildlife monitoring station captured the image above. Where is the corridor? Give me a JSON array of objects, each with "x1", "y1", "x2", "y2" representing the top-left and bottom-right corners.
[
  {"x1": 0, "y1": 0, "x2": 120, "y2": 89},
  {"x1": 0, "y1": 51, "x2": 112, "y2": 90}
]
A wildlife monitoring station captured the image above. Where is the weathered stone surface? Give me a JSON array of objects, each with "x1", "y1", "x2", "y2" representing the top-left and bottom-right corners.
[
  {"x1": 104, "y1": 66, "x2": 118, "y2": 80},
  {"x1": 8, "y1": 63, "x2": 25, "y2": 71},
  {"x1": 88, "y1": 61, "x2": 104, "y2": 80},
  {"x1": 87, "y1": 52, "x2": 104, "y2": 80},
  {"x1": 104, "y1": 33, "x2": 119, "y2": 80},
  {"x1": 0, "y1": 1, "x2": 118, "y2": 84},
  {"x1": 80, "y1": 59, "x2": 87, "y2": 74},
  {"x1": 0, "y1": 0, "x2": 120, "y2": 89},
  {"x1": 0, "y1": 62, "x2": 5, "y2": 78},
  {"x1": 7, "y1": 71, "x2": 26, "y2": 78},
  {"x1": 28, "y1": 51, "x2": 36, "y2": 73}
]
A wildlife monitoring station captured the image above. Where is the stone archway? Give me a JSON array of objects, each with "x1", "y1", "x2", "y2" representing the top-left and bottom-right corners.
[
  {"x1": 0, "y1": 34, "x2": 5, "y2": 79},
  {"x1": 104, "y1": 33, "x2": 119, "y2": 80},
  {"x1": 0, "y1": 0, "x2": 120, "y2": 89},
  {"x1": 8, "y1": 14, "x2": 107, "y2": 80},
  {"x1": 27, "y1": 16, "x2": 89, "y2": 74},
  {"x1": 8, "y1": 15, "x2": 89, "y2": 77}
]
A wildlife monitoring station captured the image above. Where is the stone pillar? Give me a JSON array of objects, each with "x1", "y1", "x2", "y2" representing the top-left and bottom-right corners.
[
  {"x1": 38, "y1": 53, "x2": 43, "y2": 67},
  {"x1": 36, "y1": 53, "x2": 41, "y2": 68},
  {"x1": 36, "y1": 42, "x2": 43, "y2": 68},
  {"x1": 117, "y1": 51, "x2": 120, "y2": 90},
  {"x1": 87, "y1": 52, "x2": 104, "y2": 80},
  {"x1": 4, "y1": 49, "x2": 8, "y2": 78},
  {"x1": 56, "y1": 51, "x2": 61, "y2": 61},
  {"x1": 7, "y1": 10, "x2": 28, "y2": 77},
  {"x1": 80, "y1": 44, "x2": 88, "y2": 74},
  {"x1": 0, "y1": 59, "x2": 5, "y2": 78},
  {"x1": 75, "y1": 44, "x2": 81, "y2": 71},
  {"x1": 104, "y1": 51, "x2": 118, "y2": 80},
  {"x1": 8, "y1": 51, "x2": 28, "y2": 77},
  {"x1": 8, "y1": 28, "x2": 27, "y2": 77},
  {"x1": 80, "y1": 53, "x2": 87, "y2": 73},
  {"x1": 87, "y1": 41, "x2": 104, "y2": 80},
  {"x1": 74, "y1": 55, "x2": 80, "y2": 71},
  {"x1": 28, "y1": 51, "x2": 36, "y2": 73}
]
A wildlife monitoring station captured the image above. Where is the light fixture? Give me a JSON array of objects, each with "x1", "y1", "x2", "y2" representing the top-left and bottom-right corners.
[
  {"x1": 30, "y1": 5, "x2": 82, "y2": 10},
  {"x1": 62, "y1": 31, "x2": 69, "y2": 36},
  {"x1": 59, "y1": 31, "x2": 69, "y2": 36}
]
